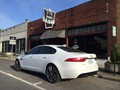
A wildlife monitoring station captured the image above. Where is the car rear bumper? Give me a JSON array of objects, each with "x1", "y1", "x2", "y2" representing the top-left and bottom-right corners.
[{"x1": 60, "y1": 64, "x2": 98, "y2": 79}]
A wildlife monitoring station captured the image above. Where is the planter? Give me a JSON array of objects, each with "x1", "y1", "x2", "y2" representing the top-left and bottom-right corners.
[{"x1": 105, "y1": 62, "x2": 120, "y2": 73}]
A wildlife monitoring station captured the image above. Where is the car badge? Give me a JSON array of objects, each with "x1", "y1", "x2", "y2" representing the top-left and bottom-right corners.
[{"x1": 90, "y1": 55, "x2": 93, "y2": 58}]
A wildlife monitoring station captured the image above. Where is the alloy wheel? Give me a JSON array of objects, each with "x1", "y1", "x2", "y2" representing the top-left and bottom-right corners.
[
  {"x1": 46, "y1": 64, "x2": 60, "y2": 83},
  {"x1": 15, "y1": 60, "x2": 21, "y2": 71}
]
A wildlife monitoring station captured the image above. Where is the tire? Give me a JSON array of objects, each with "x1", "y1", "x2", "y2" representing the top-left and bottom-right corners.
[
  {"x1": 46, "y1": 64, "x2": 61, "y2": 83},
  {"x1": 14, "y1": 60, "x2": 21, "y2": 71}
]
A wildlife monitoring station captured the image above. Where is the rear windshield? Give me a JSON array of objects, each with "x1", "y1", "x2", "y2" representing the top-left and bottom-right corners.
[{"x1": 58, "y1": 46, "x2": 83, "y2": 52}]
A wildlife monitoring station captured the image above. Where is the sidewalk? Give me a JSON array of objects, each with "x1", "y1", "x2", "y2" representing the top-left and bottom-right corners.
[
  {"x1": 97, "y1": 59, "x2": 120, "y2": 82},
  {"x1": 0, "y1": 55, "x2": 17, "y2": 61}
]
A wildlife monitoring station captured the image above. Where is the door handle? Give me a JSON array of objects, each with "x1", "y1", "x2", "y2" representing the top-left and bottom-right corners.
[
  {"x1": 30, "y1": 56, "x2": 33, "y2": 58},
  {"x1": 43, "y1": 57, "x2": 47, "y2": 59}
]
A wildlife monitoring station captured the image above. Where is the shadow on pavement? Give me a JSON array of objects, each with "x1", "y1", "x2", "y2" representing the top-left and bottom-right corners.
[{"x1": 10, "y1": 65, "x2": 48, "y2": 82}]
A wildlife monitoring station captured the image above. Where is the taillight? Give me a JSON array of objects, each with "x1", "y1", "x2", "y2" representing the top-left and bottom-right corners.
[{"x1": 65, "y1": 57, "x2": 87, "y2": 62}]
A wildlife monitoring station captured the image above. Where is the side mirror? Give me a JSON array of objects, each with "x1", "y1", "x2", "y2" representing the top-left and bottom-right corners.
[{"x1": 24, "y1": 51, "x2": 28, "y2": 54}]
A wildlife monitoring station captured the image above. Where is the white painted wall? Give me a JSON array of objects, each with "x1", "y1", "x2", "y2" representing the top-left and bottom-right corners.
[{"x1": 0, "y1": 20, "x2": 29, "y2": 52}]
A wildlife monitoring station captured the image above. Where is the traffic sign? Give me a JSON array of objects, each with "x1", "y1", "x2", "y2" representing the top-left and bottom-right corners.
[{"x1": 112, "y1": 26, "x2": 116, "y2": 37}]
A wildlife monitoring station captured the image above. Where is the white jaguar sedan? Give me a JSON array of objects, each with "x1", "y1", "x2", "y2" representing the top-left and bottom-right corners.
[{"x1": 15, "y1": 45, "x2": 98, "y2": 83}]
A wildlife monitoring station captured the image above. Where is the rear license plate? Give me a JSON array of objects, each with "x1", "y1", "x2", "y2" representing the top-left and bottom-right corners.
[{"x1": 88, "y1": 59, "x2": 93, "y2": 64}]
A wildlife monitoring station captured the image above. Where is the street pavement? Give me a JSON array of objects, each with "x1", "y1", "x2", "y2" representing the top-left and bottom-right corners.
[
  {"x1": 0, "y1": 59, "x2": 120, "y2": 90},
  {"x1": 0, "y1": 55, "x2": 120, "y2": 83}
]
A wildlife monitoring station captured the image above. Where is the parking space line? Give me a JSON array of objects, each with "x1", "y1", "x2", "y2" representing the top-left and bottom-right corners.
[
  {"x1": 33, "y1": 82, "x2": 43, "y2": 85},
  {"x1": 0, "y1": 70, "x2": 46, "y2": 90}
]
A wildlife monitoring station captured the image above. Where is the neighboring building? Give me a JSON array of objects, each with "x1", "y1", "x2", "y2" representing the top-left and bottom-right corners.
[
  {"x1": 1, "y1": 19, "x2": 29, "y2": 54},
  {"x1": 28, "y1": 0, "x2": 116, "y2": 58}
]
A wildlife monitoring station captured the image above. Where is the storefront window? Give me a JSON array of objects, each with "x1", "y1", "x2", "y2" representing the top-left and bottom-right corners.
[
  {"x1": 91, "y1": 26, "x2": 96, "y2": 32},
  {"x1": 15, "y1": 40, "x2": 19, "y2": 53},
  {"x1": 75, "y1": 28, "x2": 79, "y2": 34},
  {"x1": 2, "y1": 38, "x2": 26, "y2": 54},
  {"x1": 96, "y1": 25, "x2": 102, "y2": 31},
  {"x1": 82, "y1": 27, "x2": 87, "y2": 33},
  {"x1": 20, "y1": 38, "x2": 25, "y2": 53},
  {"x1": 66, "y1": 23, "x2": 107, "y2": 36},
  {"x1": 2, "y1": 41, "x2": 10, "y2": 52},
  {"x1": 71, "y1": 29, "x2": 75, "y2": 34},
  {"x1": 6, "y1": 41, "x2": 9, "y2": 52},
  {"x1": 102, "y1": 24, "x2": 107, "y2": 31},
  {"x1": 2, "y1": 42, "x2": 5, "y2": 52},
  {"x1": 87, "y1": 26, "x2": 91, "y2": 32},
  {"x1": 78, "y1": 28, "x2": 83, "y2": 33}
]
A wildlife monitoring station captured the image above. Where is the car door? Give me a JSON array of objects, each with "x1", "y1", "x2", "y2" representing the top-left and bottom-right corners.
[
  {"x1": 34, "y1": 46, "x2": 56, "y2": 73},
  {"x1": 20, "y1": 47, "x2": 39, "y2": 71}
]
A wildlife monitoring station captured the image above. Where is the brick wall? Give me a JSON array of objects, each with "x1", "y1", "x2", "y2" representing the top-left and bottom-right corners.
[
  {"x1": 28, "y1": 0, "x2": 116, "y2": 55},
  {"x1": 53, "y1": 0, "x2": 116, "y2": 30},
  {"x1": 117, "y1": 0, "x2": 120, "y2": 48},
  {"x1": 28, "y1": 0, "x2": 116, "y2": 32}
]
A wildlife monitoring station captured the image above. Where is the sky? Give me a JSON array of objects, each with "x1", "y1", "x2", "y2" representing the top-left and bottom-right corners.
[{"x1": 0, "y1": 0, "x2": 89, "y2": 29}]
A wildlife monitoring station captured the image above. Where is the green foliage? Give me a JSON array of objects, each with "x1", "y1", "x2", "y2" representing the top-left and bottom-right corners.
[{"x1": 110, "y1": 45, "x2": 120, "y2": 64}]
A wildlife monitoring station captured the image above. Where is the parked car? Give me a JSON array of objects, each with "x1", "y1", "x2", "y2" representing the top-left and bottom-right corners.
[{"x1": 14, "y1": 45, "x2": 98, "y2": 83}]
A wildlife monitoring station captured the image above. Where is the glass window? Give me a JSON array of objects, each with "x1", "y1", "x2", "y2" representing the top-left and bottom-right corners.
[
  {"x1": 18, "y1": 38, "x2": 25, "y2": 53},
  {"x1": 91, "y1": 26, "x2": 96, "y2": 32},
  {"x1": 66, "y1": 23, "x2": 107, "y2": 36},
  {"x1": 26, "y1": 46, "x2": 56, "y2": 54},
  {"x1": 2, "y1": 42, "x2": 5, "y2": 52},
  {"x1": 38, "y1": 46, "x2": 56, "y2": 54},
  {"x1": 78, "y1": 28, "x2": 82, "y2": 33},
  {"x1": 58, "y1": 46, "x2": 83, "y2": 52},
  {"x1": 75, "y1": 28, "x2": 79, "y2": 34},
  {"x1": 27, "y1": 47, "x2": 39, "y2": 54},
  {"x1": 86, "y1": 26, "x2": 91, "y2": 32},
  {"x1": 82, "y1": 27, "x2": 87, "y2": 33},
  {"x1": 15, "y1": 40, "x2": 19, "y2": 53},
  {"x1": 66, "y1": 30, "x2": 69, "y2": 35},
  {"x1": 102, "y1": 24, "x2": 107, "y2": 31},
  {"x1": 68, "y1": 30, "x2": 72, "y2": 35},
  {"x1": 96, "y1": 25, "x2": 102, "y2": 31},
  {"x1": 71, "y1": 29, "x2": 75, "y2": 34}
]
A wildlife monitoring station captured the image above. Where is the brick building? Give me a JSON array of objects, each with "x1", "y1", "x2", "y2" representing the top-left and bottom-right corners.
[
  {"x1": 28, "y1": 0, "x2": 117, "y2": 58},
  {"x1": 117, "y1": 0, "x2": 120, "y2": 47}
]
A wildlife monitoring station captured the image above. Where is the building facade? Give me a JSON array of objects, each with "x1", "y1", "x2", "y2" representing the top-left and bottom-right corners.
[
  {"x1": 117, "y1": 0, "x2": 120, "y2": 47},
  {"x1": 28, "y1": 0, "x2": 117, "y2": 58},
  {"x1": 1, "y1": 20, "x2": 29, "y2": 54}
]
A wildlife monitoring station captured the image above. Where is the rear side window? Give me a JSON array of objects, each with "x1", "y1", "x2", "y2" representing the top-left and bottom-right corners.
[{"x1": 38, "y1": 46, "x2": 56, "y2": 54}]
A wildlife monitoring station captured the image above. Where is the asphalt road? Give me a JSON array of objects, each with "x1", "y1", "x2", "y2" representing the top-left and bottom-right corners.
[{"x1": 0, "y1": 59, "x2": 120, "y2": 90}]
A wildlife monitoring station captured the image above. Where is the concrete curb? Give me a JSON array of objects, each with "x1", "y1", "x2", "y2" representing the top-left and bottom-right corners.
[
  {"x1": 97, "y1": 59, "x2": 120, "y2": 82},
  {"x1": 97, "y1": 71, "x2": 120, "y2": 82}
]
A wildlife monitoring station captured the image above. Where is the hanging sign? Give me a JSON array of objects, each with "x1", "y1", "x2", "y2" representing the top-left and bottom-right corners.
[
  {"x1": 9, "y1": 36, "x2": 16, "y2": 45},
  {"x1": 42, "y1": 8, "x2": 56, "y2": 29}
]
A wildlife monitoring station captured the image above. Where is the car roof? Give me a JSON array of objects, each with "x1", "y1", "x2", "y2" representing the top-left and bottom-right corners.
[{"x1": 36, "y1": 44, "x2": 65, "y2": 48}]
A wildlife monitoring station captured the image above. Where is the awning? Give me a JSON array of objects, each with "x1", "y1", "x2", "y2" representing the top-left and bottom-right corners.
[{"x1": 40, "y1": 30, "x2": 65, "y2": 39}]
